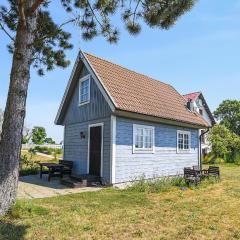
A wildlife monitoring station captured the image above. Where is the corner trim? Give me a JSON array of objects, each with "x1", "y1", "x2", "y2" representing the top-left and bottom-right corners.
[{"x1": 110, "y1": 115, "x2": 116, "y2": 184}]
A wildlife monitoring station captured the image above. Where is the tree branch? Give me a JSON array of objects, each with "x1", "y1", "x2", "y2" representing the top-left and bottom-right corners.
[
  {"x1": 86, "y1": 0, "x2": 104, "y2": 29},
  {"x1": 133, "y1": 0, "x2": 141, "y2": 24},
  {"x1": 0, "y1": 22, "x2": 14, "y2": 41},
  {"x1": 33, "y1": 18, "x2": 75, "y2": 45},
  {"x1": 27, "y1": 0, "x2": 45, "y2": 15}
]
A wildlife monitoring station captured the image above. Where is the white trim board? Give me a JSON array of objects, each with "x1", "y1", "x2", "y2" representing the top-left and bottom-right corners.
[
  {"x1": 132, "y1": 124, "x2": 155, "y2": 154},
  {"x1": 110, "y1": 115, "x2": 116, "y2": 184},
  {"x1": 177, "y1": 130, "x2": 191, "y2": 153},
  {"x1": 79, "y1": 74, "x2": 91, "y2": 106},
  {"x1": 54, "y1": 53, "x2": 80, "y2": 124},
  {"x1": 87, "y1": 122, "x2": 104, "y2": 177}
]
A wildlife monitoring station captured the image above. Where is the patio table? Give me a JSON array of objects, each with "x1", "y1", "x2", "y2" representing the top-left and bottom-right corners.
[
  {"x1": 38, "y1": 162, "x2": 64, "y2": 182},
  {"x1": 192, "y1": 167, "x2": 209, "y2": 179}
]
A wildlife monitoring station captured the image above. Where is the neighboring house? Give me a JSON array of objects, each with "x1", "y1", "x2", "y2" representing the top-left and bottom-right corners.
[
  {"x1": 55, "y1": 51, "x2": 210, "y2": 185},
  {"x1": 183, "y1": 92, "x2": 215, "y2": 157}
]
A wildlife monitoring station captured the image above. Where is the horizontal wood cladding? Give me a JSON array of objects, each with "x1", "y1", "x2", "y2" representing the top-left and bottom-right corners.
[
  {"x1": 64, "y1": 117, "x2": 111, "y2": 183},
  {"x1": 115, "y1": 117, "x2": 199, "y2": 183}
]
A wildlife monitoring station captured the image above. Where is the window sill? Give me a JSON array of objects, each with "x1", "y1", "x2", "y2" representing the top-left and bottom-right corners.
[
  {"x1": 79, "y1": 101, "x2": 90, "y2": 106},
  {"x1": 177, "y1": 150, "x2": 191, "y2": 154},
  {"x1": 133, "y1": 149, "x2": 155, "y2": 154}
]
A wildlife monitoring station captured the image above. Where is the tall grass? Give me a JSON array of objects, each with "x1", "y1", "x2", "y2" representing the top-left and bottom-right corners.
[{"x1": 127, "y1": 176, "x2": 186, "y2": 193}]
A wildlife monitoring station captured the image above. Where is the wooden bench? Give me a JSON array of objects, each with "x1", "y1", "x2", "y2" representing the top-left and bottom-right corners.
[{"x1": 184, "y1": 168, "x2": 201, "y2": 185}]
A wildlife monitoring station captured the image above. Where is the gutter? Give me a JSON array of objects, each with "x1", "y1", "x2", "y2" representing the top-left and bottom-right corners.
[{"x1": 199, "y1": 128, "x2": 210, "y2": 170}]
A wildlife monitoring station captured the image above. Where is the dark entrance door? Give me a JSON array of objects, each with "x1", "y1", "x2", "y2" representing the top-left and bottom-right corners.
[{"x1": 89, "y1": 126, "x2": 102, "y2": 176}]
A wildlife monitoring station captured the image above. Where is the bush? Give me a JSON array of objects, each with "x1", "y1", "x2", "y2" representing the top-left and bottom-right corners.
[
  {"x1": 214, "y1": 157, "x2": 225, "y2": 164},
  {"x1": 34, "y1": 146, "x2": 62, "y2": 155},
  {"x1": 203, "y1": 152, "x2": 215, "y2": 164},
  {"x1": 19, "y1": 155, "x2": 39, "y2": 176},
  {"x1": 233, "y1": 151, "x2": 240, "y2": 165},
  {"x1": 204, "y1": 151, "x2": 240, "y2": 165},
  {"x1": 127, "y1": 176, "x2": 186, "y2": 193}
]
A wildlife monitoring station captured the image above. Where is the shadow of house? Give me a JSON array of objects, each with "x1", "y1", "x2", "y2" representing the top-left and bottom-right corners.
[
  {"x1": 19, "y1": 175, "x2": 68, "y2": 190},
  {"x1": 0, "y1": 221, "x2": 28, "y2": 240}
]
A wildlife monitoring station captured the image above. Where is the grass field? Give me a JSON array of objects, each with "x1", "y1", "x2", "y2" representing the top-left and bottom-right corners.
[
  {"x1": 1, "y1": 164, "x2": 240, "y2": 240},
  {"x1": 21, "y1": 150, "x2": 61, "y2": 162}
]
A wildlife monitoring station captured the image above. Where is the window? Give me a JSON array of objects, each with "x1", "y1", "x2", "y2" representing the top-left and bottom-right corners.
[
  {"x1": 177, "y1": 130, "x2": 191, "y2": 152},
  {"x1": 199, "y1": 109, "x2": 203, "y2": 115},
  {"x1": 133, "y1": 124, "x2": 155, "y2": 153},
  {"x1": 79, "y1": 75, "x2": 90, "y2": 105}
]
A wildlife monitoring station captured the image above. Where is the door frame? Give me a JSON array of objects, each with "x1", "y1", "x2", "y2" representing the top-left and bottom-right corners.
[{"x1": 87, "y1": 122, "x2": 104, "y2": 177}]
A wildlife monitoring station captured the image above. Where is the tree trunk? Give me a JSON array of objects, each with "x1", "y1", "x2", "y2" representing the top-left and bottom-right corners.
[{"x1": 0, "y1": 0, "x2": 37, "y2": 216}]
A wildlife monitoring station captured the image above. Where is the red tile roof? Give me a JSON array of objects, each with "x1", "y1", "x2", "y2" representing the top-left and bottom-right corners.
[
  {"x1": 183, "y1": 92, "x2": 201, "y2": 102},
  {"x1": 83, "y1": 52, "x2": 209, "y2": 127}
]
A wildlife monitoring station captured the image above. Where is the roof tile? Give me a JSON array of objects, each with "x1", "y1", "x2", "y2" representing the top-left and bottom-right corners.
[{"x1": 84, "y1": 52, "x2": 208, "y2": 127}]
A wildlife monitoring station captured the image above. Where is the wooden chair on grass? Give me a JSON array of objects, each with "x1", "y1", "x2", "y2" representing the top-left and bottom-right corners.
[{"x1": 184, "y1": 168, "x2": 201, "y2": 186}]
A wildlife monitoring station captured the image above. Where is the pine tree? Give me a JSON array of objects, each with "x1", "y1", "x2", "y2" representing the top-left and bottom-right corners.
[{"x1": 0, "y1": 0, "x2": 196, "y2": 215}]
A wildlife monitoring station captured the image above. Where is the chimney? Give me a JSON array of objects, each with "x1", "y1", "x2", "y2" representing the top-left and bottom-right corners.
[{"x1": 187, "y1": 99, "x2": 194, "y2": 112}]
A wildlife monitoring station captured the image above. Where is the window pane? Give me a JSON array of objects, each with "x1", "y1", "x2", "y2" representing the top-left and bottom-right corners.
[
  {"x1": 144, "y1": 129, "x2": 152, "y2": 148},
  {"x1": 184, "y1": 134, "x2": 189, "y2": 149},
  {"x1": 135, "y1": 128, "x2": 143, "y2": 148},
  {"x1": 178, "y1": 133, "x2": 184, "y2": 149},
  {"x1": 80, "y1": 79, "x2": 89, "y2": 103}
]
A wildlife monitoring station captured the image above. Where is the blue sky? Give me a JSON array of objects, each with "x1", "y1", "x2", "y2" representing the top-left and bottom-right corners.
[{"x1": 1, "y1": 0, "x2": 240, "y2": 142}]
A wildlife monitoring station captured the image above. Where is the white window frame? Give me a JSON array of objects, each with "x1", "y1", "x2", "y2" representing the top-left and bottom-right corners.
[
  {"x1": 133, "y1": 124, "x2": 155, "y2": 153},
  {"x1": 177, "y1": 130, "x2": 191, "y2": 153},
  {"x1": 79, "y1": 74, "x2": 91, "y2": 106}
]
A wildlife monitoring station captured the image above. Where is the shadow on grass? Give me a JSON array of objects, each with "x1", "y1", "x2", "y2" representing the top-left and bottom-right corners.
[{"x1": 0, "y1": 221, "x2": 28, "y2": 240}]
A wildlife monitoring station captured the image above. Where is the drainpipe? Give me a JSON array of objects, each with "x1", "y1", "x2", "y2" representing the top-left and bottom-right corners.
[{"x1": 199, "y1": 128, "x2": 209, "y2": 170}]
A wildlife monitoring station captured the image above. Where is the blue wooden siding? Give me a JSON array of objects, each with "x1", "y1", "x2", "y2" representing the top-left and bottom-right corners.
[
  {"x1": 62, "y1": 65, "x2": 112, "y2": 125},
  {"x1": 62, "y1": 65, "x2": 112, "y2": 183},
  {"x1": 64, "y1": 117, "x2": 111, "y2": 183},
  {"x1": 115, "y1": 117, "x2": 199, "y2": 183}
]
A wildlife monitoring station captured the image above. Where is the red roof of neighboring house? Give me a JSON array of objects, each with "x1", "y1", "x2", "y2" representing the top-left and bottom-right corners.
[
  {"x1": 183, "y1": 91, "x2": 215, "y2": 126},
  {"x1": 83, "y1": 52, "x2": 208, "y2": 127},
  {"x1": 183, "y1": 92, "x2": 201, "y2": 102}
]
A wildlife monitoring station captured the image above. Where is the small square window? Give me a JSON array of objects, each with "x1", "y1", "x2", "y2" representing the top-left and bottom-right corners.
[
  {"x1": 133, "y1": 124, "x2": 155, "y2": 153},
  {"x1": 79, "y1": 75, "x2": 90, "y2": 105},
  {"x1": 177, "y1": 130, "x2": 191, "y2": 152}
]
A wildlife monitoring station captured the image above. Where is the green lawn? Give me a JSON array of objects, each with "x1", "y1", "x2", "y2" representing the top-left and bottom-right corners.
[{"x1": 1, "y1": 164, "x2": 240, "y2": 240}]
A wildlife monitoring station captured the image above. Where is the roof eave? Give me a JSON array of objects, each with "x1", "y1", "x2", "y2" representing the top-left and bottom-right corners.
[{"x1": 115, "y1": 109, "x2": 209, "y2": 129}]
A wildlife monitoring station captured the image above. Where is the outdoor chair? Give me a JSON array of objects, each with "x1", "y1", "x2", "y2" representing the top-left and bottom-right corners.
[
  {"x1": 59, "y1": 160, "x2": 73, "y2": 177},
  {"x1": 207, "y1": 166, "x2": 220, "y2": 178},
  {"x1": 184, "y1": 168, "x2": 201, "y2": 185}
]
